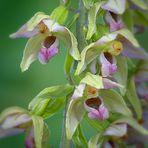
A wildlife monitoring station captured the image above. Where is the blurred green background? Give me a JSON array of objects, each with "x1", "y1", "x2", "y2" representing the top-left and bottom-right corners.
[{"x1": 0, "y1": 0, "x2": 148, "y2": 147}]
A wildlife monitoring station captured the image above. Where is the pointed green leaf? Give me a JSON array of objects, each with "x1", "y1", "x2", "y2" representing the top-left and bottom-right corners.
[
  {"x1": 126, "y1": 77, "x2": 142, "y2": 120},
  {"x1": 20, "y1": 34, "x2": 45, "y2": 72},
  {"x1": 32, "y1": 115, "x2": 44, "y2": 148},
  {"x1": 81, "y1": 72, "x2": 104, "y2": 89},
  {"x1": 86, "y1": 2, "x2": 105, "y2": 40},
  {"x1": 130, "y1": 0, "x2": 148, "y2": 10},
  {"x1": 29, "y1": 85, "x2": 74, "y2": 118},
  {"x1": 27, "y1": 12, "x2": 50, "y2": 31},
  {"x1": 50, "y1": 5, "x2": 68, "y2": 25},
  {"x1": 99, "y1": 90, "x2": 132, "y2": 116},
  {"x1": 83, "y1": 0, "x2": 95, "y2": 9},
  {"x1": 114, "y1": 56, "x2": 128, "y2": 95},
  {"x1": 42, "y1": 97, "x2": 67, "y2": 119},
  {"x1": 66, "y1": 98, "x2": 85, "y2": 139},
  {"x1": 29, "y1": 84, "x2": 74, "y2": 111}
]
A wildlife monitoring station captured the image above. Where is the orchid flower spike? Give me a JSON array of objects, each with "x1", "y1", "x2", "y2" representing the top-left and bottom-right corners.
[
  {"x1": 84, "y1": 97, "x2": 109, "y2": 120},
  {"x1": 10, "y1": 12, "x2": 80, "y2": 71}
]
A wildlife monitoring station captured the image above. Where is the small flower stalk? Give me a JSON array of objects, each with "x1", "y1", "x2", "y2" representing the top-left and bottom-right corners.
[{"x1": 1, "y1": 0, "x2": 148, "y2": 147}]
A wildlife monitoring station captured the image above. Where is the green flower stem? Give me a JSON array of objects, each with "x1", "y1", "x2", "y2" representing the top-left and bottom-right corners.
[
  {"x1": 60, "y1": 1, "x2": 87, "y2": 147},
  {"x1": 76, "y1": 0, "x2": 87, "y2": 51}
]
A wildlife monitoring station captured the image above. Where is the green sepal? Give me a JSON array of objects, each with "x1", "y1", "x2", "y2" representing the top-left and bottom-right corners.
[
  {"x1": 99, "y1": 89, "x2": 132, "y2": 116},
  {"x1": 50, "y1": 5, "x2": 68, "y2": 25},
  {"x1": 126, "y1": 77, "x2": 142, "y2": 120},
  {"x1": 66, "y1": 98, "x2": 85, "y2": 139}
]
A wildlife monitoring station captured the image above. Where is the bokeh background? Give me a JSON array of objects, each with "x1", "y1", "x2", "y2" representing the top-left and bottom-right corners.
[{"x1": 0, "y1": 0, "x2": 148, "y2": 147}]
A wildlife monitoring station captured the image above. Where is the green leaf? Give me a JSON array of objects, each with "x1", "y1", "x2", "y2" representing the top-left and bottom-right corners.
[
  {"x1": 29, "y1": 84, "x2": 74, "y2": 111},
  {"x1": 64, "y1": 52, "x2": 74, "y2": 75},
  {"x1": 32, "y1": 115, "x2": 44, "y2": 148},
  {"x1": 130, "y1": 0, "x2": 148, "y2": 10},
  {"x1": 50, "y1": 5, "x2": 68, "y2": 25},
  {"x1": 27, "y1": 12, "x2": 50, "y2": 31},
  {"x1": 55, "y1": 27, "x2": 80, "y2": 61},
  {"x1": 81, "y1": 72, "x2": 104, "y2": 89},
  {"x1": 72, "y1": 125, "x2": 88, "y2": 147},
  {"x1": 86, "y1": 1, "x2": 105, "y2": 40},
  {"x1": 75, "y1": 43, "x2": 108, "y2": 75},
  {"x1": 20, "y1": 34, "x2": 45, "y2": 72},
  {"x1": 66, "y1": 98, "x2": 85, "y2": 139},
  {"x1": 114, "y1": 56, "x2": 128, "y2": 95},
  {"x1": 114, "y1": 116, "x2": 148, "y2": 136},
  {"x1": 114, "y1": 28, "x2": 140, "y2": 47},
  {"x1": 42, "y1": 97, "x2": 67, "y2": 119},
  {"x1": 0, "y1": 106, "x2": 28, "y2": 123},
  {"x1": 99, "y1": 90, "x2": 132, "y2": 116},
  {"x1": 30, "y1": 99, "x2": 50, "y2": 116},
  {"x1": 126, "y1": 77, "x2": 142, "y2": 120}
]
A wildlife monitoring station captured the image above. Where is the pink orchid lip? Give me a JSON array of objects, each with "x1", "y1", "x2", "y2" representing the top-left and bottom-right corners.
[{"x1": 84, "y1": 97, "x2": 109, "y2": 120}]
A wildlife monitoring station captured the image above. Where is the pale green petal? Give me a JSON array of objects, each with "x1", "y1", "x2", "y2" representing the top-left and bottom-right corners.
[
  {"x1": 66, "y1": 98, "x2": 85, "y2": 139},
  {"x1": 27, "y1": 12, "x2": 50, "y2": 31},
  {"x1": 20, "y1": 34, "x2": 45, "y2": 72}
]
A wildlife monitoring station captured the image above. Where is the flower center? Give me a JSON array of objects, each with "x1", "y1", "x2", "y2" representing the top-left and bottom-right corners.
[
  {"x1": 43, "y1": 36, "x2": 56, "y2": 48},
  {"x1": 108, "y1": 41, "x2": 123, "y2": 56},
  {"x1": 85, "y1": 97, "x2": 101, "y2": 109}
]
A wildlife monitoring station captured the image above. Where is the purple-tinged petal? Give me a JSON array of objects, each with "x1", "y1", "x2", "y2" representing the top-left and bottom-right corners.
[
  {"x1": 0, "y1": 128, "x2": 24, "y2": 139},
  {"x1": 10, "y1": 24, "x2": 39, "y2": 38},
  {"x1": 101, "y1": 0, "x2": 126, "y2": 14},
  {"x1": 25, "y1": 128, "x2": 35, "y2": 148},
  {"x1": 100, "y1": 53, "x2": 117, "y2": 77},
  {"x1": 105, "y1": 12, "x2": 124, "y2": 32},
  {"x1": 90, "y1": 59, "x2": 97, "y2": 74},
  {"x1": 71, "y1": 83, "x2": 86, "y2": 100},
  {"x1": 104, "y1": 124, "x2": 127, "y2": 137},
  {"x1": 135, "y1": 71, "x2": 148, "y2": 83},
  {"x1": 1, "y1": 114, "x2": 32, "y2": 129},
  {"x1": 121, "y1": 38, "x2": 148, "y2": 59},
  {"x1": 96, "y1": 34, "x2": 117, "y2": 45},
  {"x1": 103, "y1": 78, "x2": 123, "y2": 89},
  {"x1": 137, "y1": 83, "x2": 148, "y2": 101}
]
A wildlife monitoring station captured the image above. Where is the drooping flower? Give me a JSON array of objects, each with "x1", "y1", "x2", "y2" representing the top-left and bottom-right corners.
[
  {"x1": 0, "y1": 107, "x2": 48, "y2": 148},
  {"x1": 84, "y1": 97, "x2": 109, "y2": 120},
  {"x1": 10, "y1": 12, "x2": 80, "y2": 71},
  {"x1": 76, "y1": 28, "x2": 148, "y2": 75}
]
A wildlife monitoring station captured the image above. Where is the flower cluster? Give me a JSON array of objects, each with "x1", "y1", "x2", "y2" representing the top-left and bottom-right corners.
[{"x1": 0, "y1": 0, "x2": 148, "y2": 147}]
